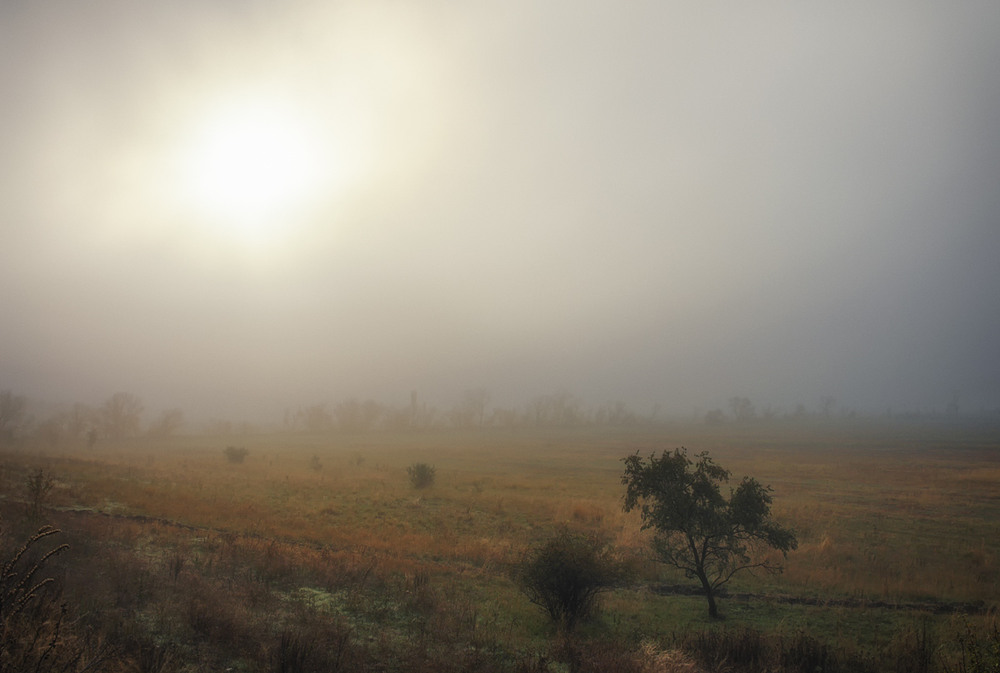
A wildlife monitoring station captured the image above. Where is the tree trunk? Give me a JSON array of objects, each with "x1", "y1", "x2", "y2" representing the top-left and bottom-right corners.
[
  {"x1": 695, "y1": 568, "x2": 720, "y2": 619},
  {"x1": 706, "y1": 589, "x2": 719, "y2": 619}
]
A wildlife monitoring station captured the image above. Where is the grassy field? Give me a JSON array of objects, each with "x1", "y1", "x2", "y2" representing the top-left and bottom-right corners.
[{"x1": 1, "y1": 417, "x2": 998, "y2": 672}]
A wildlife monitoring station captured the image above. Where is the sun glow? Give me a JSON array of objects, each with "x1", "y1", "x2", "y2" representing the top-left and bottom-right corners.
[{"x1": 178, "y1": 98, "x2": 336, "y2": 243}]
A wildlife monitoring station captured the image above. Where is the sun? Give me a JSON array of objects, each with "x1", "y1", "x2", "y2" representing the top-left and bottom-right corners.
[{"x1": 178, "y1": 98, "x2": 332, "y2": 243}]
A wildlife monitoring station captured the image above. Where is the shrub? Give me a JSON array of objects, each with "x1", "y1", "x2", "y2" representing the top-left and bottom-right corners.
[
  {"x1": 947, "y1": 619, "x2": 1000, "y2": 673},
  {"x1": 407, "y1": 462, "x2": 436, "y2": 489},
  {"x1": 224, "y1": 446, "x2": 249, "y2": 464},
  {"x1": 517, "y1": 527, "x2": 621, "y2": 631},
  {"x1": 24, "y1": 468, "x2": 55, "y2": 521}
]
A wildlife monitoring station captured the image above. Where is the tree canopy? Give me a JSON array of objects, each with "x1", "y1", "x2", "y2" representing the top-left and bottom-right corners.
[{"x1": 622, "y1": 448, "x2": 796, "y2": 618}]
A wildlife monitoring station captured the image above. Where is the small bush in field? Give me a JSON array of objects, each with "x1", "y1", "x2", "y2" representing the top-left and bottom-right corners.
[
  {"x1": 517, "y1": 527, "x2": 621, "y2": 631},
  {"x1": 224, "y1": 446, "x2": 249, "y2": 464},
  {"x1": 24, "y1": 468, "x2": 55, "y2": 520},
  {"x1": 407, "y1": 462, "x2": 436, "y2": 489}
]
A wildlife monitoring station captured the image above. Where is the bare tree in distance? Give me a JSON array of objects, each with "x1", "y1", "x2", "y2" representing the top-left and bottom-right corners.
[
  {"x1": 527, "y1": 390, "x2": 583, "y2": 426},
  {"x1": 728, "y1": 397, "x2": 755, "y2": 423},
  {"x1": 450, "y1": 388, "x2": 491, "y2": 428},
  {"x1": 147, "y1": 408, "x2": 184, "y2": 438},
  {"x1": 102, "y1": 392, "x2": 143, "y2": 440},
  {"x1": 0, "y1": 390, "x2": 28, "y2": 443},
  {"x1": 299, "y1": 404, "x2": 333, "y2": 433},
  {"x1": 334, "y1": 398, "x2": 383, "y2": 432}
]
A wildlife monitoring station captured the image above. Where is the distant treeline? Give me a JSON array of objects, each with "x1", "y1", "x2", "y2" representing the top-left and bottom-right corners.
[{"x1": 1, "y1": 388, "x2": 995, "y2": 447}]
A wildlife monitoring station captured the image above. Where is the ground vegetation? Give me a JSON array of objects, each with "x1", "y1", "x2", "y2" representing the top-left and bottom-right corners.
[{"x1": 0, "y1": 418, "x2": 995, "y2": 671}]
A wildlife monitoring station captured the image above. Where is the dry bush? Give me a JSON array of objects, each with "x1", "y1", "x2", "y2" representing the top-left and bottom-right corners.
[
  {"x1": 269, "y1": 622, "x2": 355, "y2": 673},
  {"x1": 0, "y1": 525, "x2": 113, "y2": 672},
  {"x1": 635, "y1": 641, "x2": 703, "y2": 673},
  {"x1": 223, "y1": 446, "x2": 249, "y2": 464},
  {"x1": 566, "y1": 500, "x2": 605, "y2": 525}
]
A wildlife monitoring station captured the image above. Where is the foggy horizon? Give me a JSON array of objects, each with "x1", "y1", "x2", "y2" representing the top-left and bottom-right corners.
[{"x1": 3, "y1": 2, "x2": 999, "y2": 425}]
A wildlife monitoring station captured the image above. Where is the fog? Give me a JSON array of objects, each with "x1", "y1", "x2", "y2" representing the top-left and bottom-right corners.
[{"x1": 2, "y1": 2, "x2": 999, "y2": 423}]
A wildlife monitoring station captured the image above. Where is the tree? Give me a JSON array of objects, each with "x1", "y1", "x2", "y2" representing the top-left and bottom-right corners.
[
  {"x1": 704, "y1": 409, "x2": 726, "y2": 426},
  {"x1": 147, "y1": 408, "x2": 184, "y2": 438},
  {"x1": 334, "y1": 398, "x2": 383, "y2": 432},
  {"x1": 102, "y1": 392, "x2": 143, "y2": 440},
  {"x1": 449, "y1": 388, "x2": 490, "y2": 428},
  {"x1": 66, "y1": 403, "x2": 97, "y2": 441},
  {"x1": 0, "y1": 391, "x2": 28, "y2": 443},
  {"x1": 517, "y1": 528, "x2": 620, "y2": 631},
  {"x1": 621, "y1": 448, "x2": 796, "y2": 618},
  {"x1": 728, "y1": 396, "x2": 755, "y2": 423}
]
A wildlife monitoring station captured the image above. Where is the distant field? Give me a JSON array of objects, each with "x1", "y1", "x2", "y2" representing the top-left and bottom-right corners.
[{"x1": 1, "y1": 417, "x2": 997, "y2": 671}]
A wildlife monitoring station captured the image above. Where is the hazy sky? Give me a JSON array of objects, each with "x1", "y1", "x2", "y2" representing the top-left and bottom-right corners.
[{"x1": 2, "y1": 2, "x2": 999, "y2": 420}]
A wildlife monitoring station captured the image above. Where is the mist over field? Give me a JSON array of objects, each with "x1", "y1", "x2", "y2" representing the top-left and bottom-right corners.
[{"x1": 2, "y1": 2, "x2": 1000, "y2": 423}]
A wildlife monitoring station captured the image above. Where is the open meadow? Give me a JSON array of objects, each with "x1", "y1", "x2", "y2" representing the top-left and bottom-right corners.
[{"x1": 1, "y1": 417, "x2": 998, "y2": 672}]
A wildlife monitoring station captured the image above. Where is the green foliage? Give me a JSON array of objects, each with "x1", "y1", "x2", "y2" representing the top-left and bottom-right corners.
[
  {"x1": 224, "y1": 445, "x2": 249, "y2": 464},
  {"x1": 622, "y1": 447, "x2": 797, "y2": 618},
  {"x1": 517, "y1": 527, "x2": 621, "y2": 631},
  {"x1": 407, "y1": 462, "x2": 436, "y2": 489}
]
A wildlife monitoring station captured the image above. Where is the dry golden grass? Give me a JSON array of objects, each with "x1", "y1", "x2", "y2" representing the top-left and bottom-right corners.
[{"x1": 11, "y1": 419, "x2": 997, "y2": 610}]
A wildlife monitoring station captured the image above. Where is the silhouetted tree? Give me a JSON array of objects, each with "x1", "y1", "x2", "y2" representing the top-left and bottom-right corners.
[
  {"x1": 450, "y1": 388, "x2": 491, "y2": 428},
  {"x1": 704, "y1": 409, "x2": 726, "y2": 426},
  {"x1": 527, "y1": 390, "x2": 582, "y2": 426},
  {"x1": 147, "y1": 408, "x2": 184, "y2": 438},
  {"x1": 334, "y1": 398, "x2": 383, "y2": 432},
  {"x1": 101, "y1": 392, "x2": 143, "y2": 440},
  {"x1": 596, "y1": 401, "x2": 636, "y2": 426},
  {"x1": 300, "y1": 404, "x2": 333, "y2": 432},
  {"x1": 819, "y1": 396, "x2": 836, "y2": 418},
  {"x1": 0, "y1": 390, "x2": 28, "y2": 443},
  {"x1": 622, "y1": 448, "x2": 797, "y2": 618},
  {"x1": 728, "y1": 397, "x2": 755, "y2": 423},
  {"x1": 66, "y1": 403, "x2": 98, "y2": 441}
]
